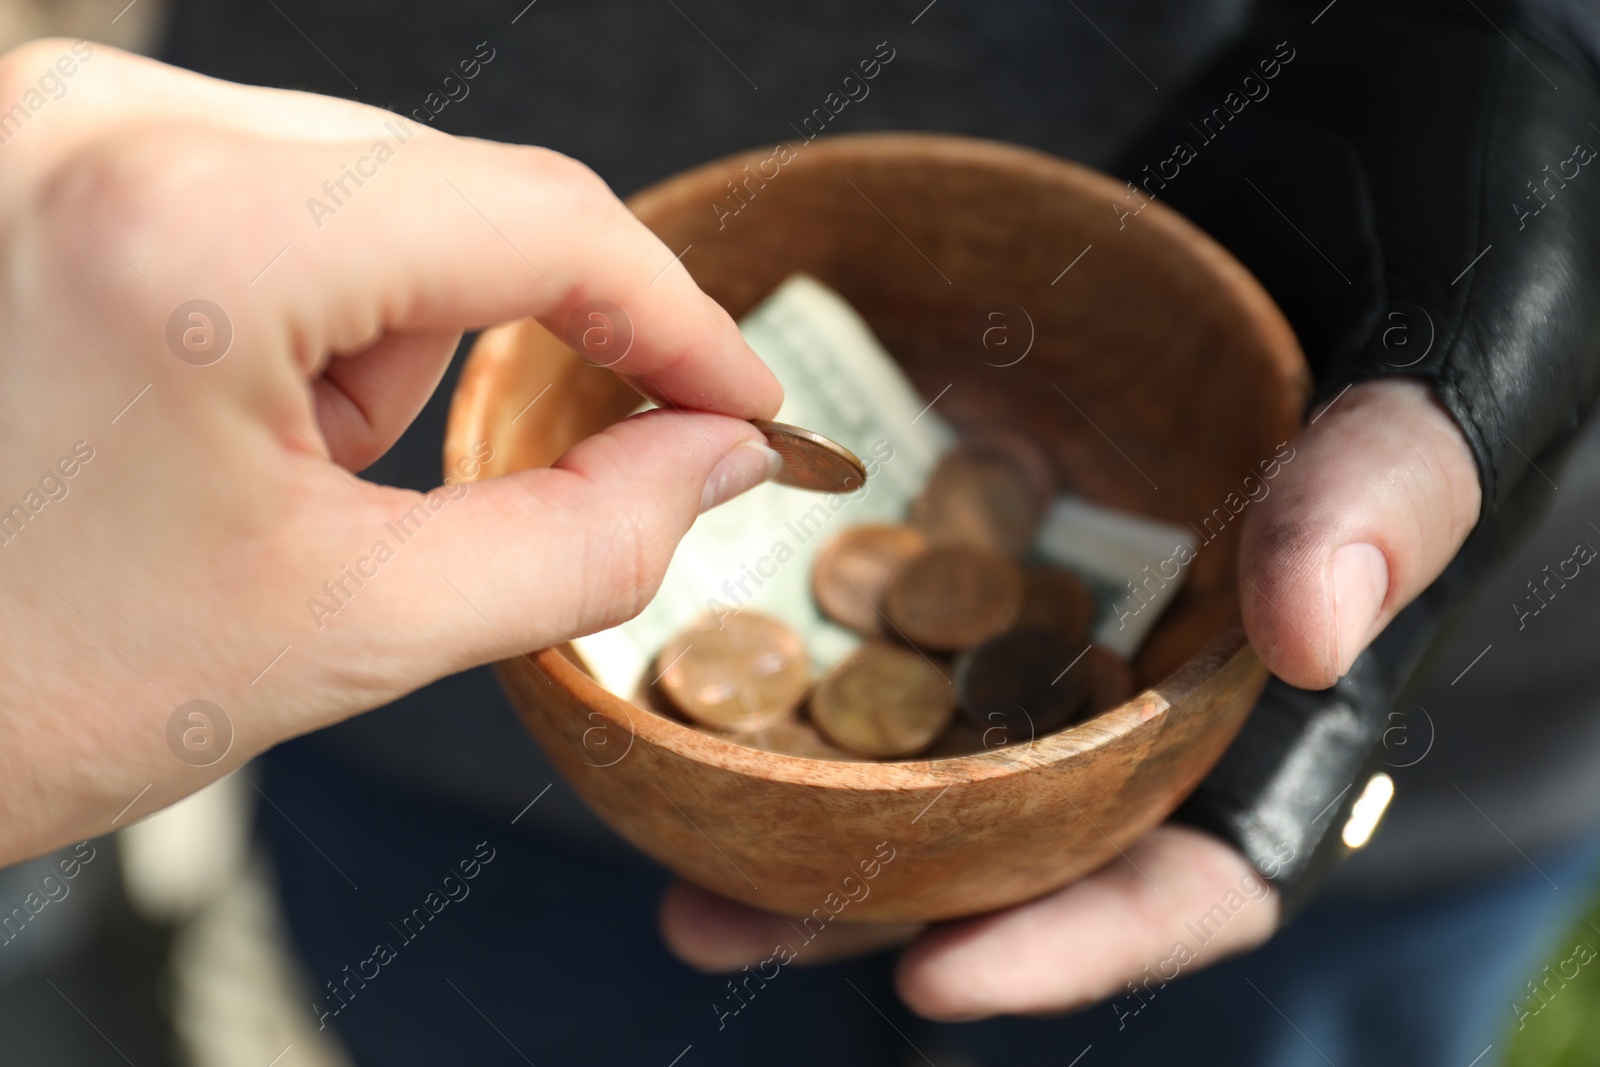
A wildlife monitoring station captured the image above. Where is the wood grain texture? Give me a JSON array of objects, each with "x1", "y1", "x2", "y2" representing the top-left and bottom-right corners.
[{"x1": 444, "y1": 133, "x2": 1309, "y2": 922}]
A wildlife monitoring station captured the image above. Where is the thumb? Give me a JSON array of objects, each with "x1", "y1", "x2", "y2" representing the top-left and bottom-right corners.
[
  {"x1": 1240, "y1": 379, "x2": 1481, "y2": 689},
  {"x1": 341, "y1": 409, "x2": 782, "y2": 686}
]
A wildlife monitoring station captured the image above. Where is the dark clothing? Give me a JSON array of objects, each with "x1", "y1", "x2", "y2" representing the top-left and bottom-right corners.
[{"x1": 263, "y1": 737, "x2": 1600, "y2": 1067}]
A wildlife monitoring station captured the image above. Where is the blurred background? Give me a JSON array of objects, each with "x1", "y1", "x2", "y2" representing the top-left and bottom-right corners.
[{"x1": 0, "y1": 1, "x2": 1596, "y2": 1065}]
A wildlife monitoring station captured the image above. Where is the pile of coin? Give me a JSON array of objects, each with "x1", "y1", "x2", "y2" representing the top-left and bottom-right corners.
[{"x1": 641, "y1": 424, "x2": 1138, "y2": 761}]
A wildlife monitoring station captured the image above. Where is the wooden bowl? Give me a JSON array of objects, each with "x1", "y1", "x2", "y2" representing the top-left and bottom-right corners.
[{"x1": 444, "y1": 133, "x2": 1309, "y2": 922}]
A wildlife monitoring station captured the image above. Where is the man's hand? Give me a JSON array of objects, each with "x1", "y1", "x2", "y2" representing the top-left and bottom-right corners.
[
  {"x1": 1242, "y1": 379, "x2": 1480, "y2": 689},
  {"x1": 665, "y1": 826, "x2": 1277, "y2": 1020},
  {"x1": 667, "y1": 0, "x2": 1600, "y2": 1017},
  {"x1": 0, "y1": 41, "x2": 782, "y2": 864},
  {"x1": 659, "y1": 376, "x2": 1480, "y2": 1019}
]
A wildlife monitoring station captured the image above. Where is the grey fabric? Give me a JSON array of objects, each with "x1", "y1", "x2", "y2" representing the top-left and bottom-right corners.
[{"x1": 160, "y1": 0, "x2": 1600, "y2": 896}]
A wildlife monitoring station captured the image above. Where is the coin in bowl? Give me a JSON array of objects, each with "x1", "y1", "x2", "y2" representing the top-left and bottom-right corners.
[
  {"x1": 706, "y1": 720, "x2": 866, "y2": 761},
  {"x1": 810, "y1": 643, "x2": 956, "y2": 758},
  {"x1": 910, "y1": 430, "x2": 1055, "y2": 558},
  {"x1": 884, "y1": 545, "x2": 1022, "y2": 652},
  {"x1": 953, "y1": 627, "x2": 1089, "y2": 743},
  {"x1": 812, "y1": 523, "x2": 929, "y2": 636},
  {"x1": 653, "y1": 612, "x2": 810, "y2": 732},
  {"x1": 922, "y1": 719, "x2": 1028, "y2": 759},
  {"x1": 1016, "y1": 564, "x2": 1096, "y2": 644}
]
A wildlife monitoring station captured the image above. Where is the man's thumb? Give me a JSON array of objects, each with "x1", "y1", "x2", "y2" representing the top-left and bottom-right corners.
[{"x1": 1240, "y1": 379, "x2": 1481, "y2": 689}]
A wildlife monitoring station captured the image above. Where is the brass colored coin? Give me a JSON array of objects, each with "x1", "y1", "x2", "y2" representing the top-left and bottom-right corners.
[
  {"x1": 638, "y1": 680, "x2": 859, "y2": 759},
  {"x1": 811, "y1": 524, "x2": 929, "y2": 636},
  {"x1": 884, "y1": 545, "x2": 1022, "y2": 652},
  {"x1": 705, "y1": 720, "x2": 865, "y2": 762},
  {"x1": 911, "y1": 431, "x2": 1055, "y2": 558},
  {"x1": 1017, "y1": 565, "x2": 1096, "y2": 644},
  {"x1": 1085, "y1": 645, "x2": 1138, "y2": 714},
  {"x1": 953, "y1": 628, "x2": 1089, "y2": 742},
  {"x1": 751, "y1": 420, "x2": 867, "y2": 494},
  {"x1": 654, "y1": 612, "x2": 810, "y2": 733},
  {"x1": 811, "y1": 643, "x2": 956, "y2": 758}
]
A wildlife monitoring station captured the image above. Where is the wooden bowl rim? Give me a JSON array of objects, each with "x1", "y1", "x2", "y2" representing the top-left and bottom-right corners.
[
  {"x1": 465, "y1": 131, "x2": 1299, "y2": 795},
  {"x1": 510, "y1": 625, "x2": 1250, "y2": 792}
]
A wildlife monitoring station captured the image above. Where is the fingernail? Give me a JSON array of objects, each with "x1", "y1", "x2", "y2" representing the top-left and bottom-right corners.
[
  {"x1": 700, "y1": 440, "x2": 783, "y2": 513},
  {"x1": 1331, "y1": 542, "x2": 1388, "y2": 676}
]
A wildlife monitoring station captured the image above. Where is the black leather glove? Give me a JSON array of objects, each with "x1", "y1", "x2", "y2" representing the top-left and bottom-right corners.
[{"x1": 1113, "y1": 0, "x2": 1600, "y2": 918}]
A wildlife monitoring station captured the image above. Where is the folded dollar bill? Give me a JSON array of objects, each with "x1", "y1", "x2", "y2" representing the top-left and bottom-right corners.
[{"x1": 1033, "y1": 497, "x2": 1197, "y2": 657}]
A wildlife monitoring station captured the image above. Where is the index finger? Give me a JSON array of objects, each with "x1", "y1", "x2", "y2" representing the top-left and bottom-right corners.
[
  {"x1": 38, "y1": 48, "x2": 784, "y2": 422},
  {"x1": 292, "y1": 131, "x2": 784, "y2": 420}
]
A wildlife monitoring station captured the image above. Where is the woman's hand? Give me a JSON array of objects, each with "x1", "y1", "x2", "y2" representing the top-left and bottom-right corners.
[{"x1": 0, "y1": 40, "x2": 782, "y2": 865}]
